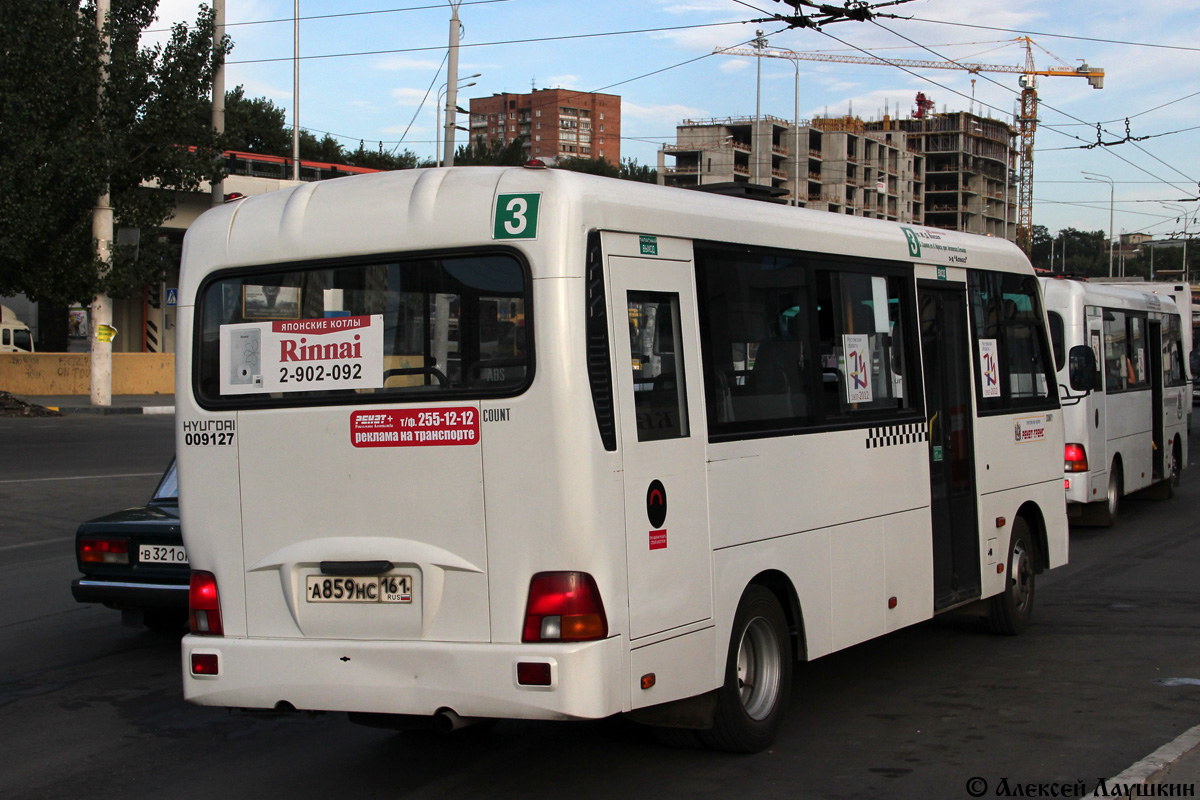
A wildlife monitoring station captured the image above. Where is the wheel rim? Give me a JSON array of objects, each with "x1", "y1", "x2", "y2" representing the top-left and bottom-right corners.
[
  {"x1": 1107, "y1": 473, "x2": 1119, "y2": 517},
  {"x1": 1011, "y1": 539, "x2": 1033, "y2": 615},
  {"x1": 736, "y1": 616, "x2": 782, "y2": 721}
]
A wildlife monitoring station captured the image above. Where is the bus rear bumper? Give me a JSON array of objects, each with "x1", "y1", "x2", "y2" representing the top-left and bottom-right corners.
[{"x1": 181, "y1": 634, "x2": 627, "y2": 721}]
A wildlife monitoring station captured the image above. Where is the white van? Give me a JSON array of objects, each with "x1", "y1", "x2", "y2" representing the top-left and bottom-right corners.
[{"x1": 0, "y1": 305, "x2": 34, "y2": 353}]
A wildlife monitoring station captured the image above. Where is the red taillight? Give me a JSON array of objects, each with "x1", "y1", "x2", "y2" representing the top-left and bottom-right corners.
[
  {"x1": 522, "y1": 572, "x2": 607, "y2": 643},
  {"x1": 1065, "y1": 443, "x2": 1089, "y2": 472},
  {"x1": 191, "y1": 653, "x2": 219, "y2": 675},
  {"x1": 189, "y1": 571, "x2": 223, "y2": 636},
  {"x1": 80, "y1": 537, "x2": 129, "y2": 564}
]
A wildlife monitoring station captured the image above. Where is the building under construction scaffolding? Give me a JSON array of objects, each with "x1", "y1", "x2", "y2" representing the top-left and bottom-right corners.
[{"x1": 658, "y1": 109, "x2": 1017, "y2": 241}]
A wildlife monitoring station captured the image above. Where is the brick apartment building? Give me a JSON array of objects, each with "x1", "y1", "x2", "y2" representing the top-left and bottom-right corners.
[{"x1": 468, "y1": 89, "x2": 620, "y2": 164}]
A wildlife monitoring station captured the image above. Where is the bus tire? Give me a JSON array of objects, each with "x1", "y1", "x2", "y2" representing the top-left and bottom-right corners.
[
  {"x1": 1099, "y1": 468, "x2": 1122, "y2": 527},
  {"x1": 700, "y1": 585, "x2": 791, "y2": 753},
  {"x1": 1172, "y1": 438, "x2": 1183, "y2": 489},
  {"x1": 988, "y1": 518, "x2": 1036, "y2": 636}
]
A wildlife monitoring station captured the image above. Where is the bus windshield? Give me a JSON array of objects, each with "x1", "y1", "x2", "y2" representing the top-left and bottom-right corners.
[{"x1": 195, "y1": 252, "x2": 530, "y2": 407}]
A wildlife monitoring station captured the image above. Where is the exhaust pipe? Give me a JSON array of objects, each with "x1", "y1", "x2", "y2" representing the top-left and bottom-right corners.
[{"x1": 433, "y1": 708, "x2": 484, "y2": 732}]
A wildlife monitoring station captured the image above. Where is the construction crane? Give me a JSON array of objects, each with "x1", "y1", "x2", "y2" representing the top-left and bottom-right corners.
[{"x1": 716, "y1": 37, "x2": 1104, "y2": 254}]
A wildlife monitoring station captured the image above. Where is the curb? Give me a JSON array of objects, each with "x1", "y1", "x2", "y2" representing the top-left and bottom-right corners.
[
  {"x1": 1089, "y1": 723, "x2": 1200, "y2": 796},
  {"x1": 45, "y1": 405, "x2": 175, "y2": 416}
]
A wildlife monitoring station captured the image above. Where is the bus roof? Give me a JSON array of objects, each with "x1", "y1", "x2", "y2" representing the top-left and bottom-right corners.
[{"x1": 180, "y1": 167, "x2": 1034, "y2": 303}]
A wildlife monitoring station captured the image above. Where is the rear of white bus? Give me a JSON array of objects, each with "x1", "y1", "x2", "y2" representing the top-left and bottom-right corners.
[{"x1": 175, "y1": 170, "x2": 627, "y2": 725}]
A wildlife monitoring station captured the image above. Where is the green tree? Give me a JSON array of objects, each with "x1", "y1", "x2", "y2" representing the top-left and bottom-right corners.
[
  {"x1": 556, "y1": 156, "x2": 620, "y2": 178},
  {"x1": 455, "y1": 135, "x2": 528, "y2": 166},
  {"x1": 618, "y1": 157, "x2": 657, "y2": 184},
  {"x1": 0, "y1": 0, "x2": 229, "y2": 306},
  {"x1": 222, "y1": 85, "x2": 290, "y2": 154}
]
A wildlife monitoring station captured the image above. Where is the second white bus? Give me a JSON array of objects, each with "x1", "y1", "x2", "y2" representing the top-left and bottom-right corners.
[
  {"x1": 1041, "y1": 277, "x2": 1190, "y2": 524},
  {"x1": 177, "y1": 167, "x2": 1068, "y2": 751}
]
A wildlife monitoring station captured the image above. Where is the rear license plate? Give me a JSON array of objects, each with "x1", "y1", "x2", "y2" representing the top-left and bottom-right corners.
[
  {"x1": 305, "y1": 575, "x2": 413, "y2": 604},
  {"x1": 138, "y1": 544, "x2": 187, "y2": 564}
]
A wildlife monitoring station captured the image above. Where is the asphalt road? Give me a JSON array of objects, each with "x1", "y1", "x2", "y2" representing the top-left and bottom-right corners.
[{"x1": 1, "y1": 414, "x2": 1198, "y2": 799}]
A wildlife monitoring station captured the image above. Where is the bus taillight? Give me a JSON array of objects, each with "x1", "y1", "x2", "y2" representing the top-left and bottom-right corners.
[
  {"x1": 522, "y1": 572, "x2": 608, "y2": 643},
  {"x1": 189, "y1": 571, "x2": 224, "y2": 636},
  {"x1": 1064, "y1": 443, "x2": 1089, "y2": 472}
]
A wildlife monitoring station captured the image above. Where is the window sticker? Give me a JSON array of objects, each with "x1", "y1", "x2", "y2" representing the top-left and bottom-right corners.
[
  {"x1": 843, "y1": 334, "x2": 873, "y2": 404},
  {"x1": 979, "y1": 338, "x2": 1001, "y2": 398},
  {"x1": 219, "y1": 315, "x2": 384, "y2": 396}
]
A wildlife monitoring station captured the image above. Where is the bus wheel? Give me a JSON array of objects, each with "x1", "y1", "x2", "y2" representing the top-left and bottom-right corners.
[
  {"x1": 1172, "y1": 439, "x2": 1183, "y2": 488},
  {"x1": 701, "y1": 585, "x2": 791, "y2": 753},
  {"x1": 1099, "y1": 469, "x2": 1122, "y2": 527},
  {"x1": 988, "y1": 519, "x2": 1035, "y2": 636}
]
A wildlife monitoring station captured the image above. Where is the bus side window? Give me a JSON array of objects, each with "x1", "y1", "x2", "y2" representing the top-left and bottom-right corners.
[{"x1": 628, "y1": 292, "x2": 689, "y2": 442}]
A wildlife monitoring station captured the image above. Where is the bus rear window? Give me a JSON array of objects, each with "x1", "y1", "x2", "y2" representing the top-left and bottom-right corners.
[{"x1": 194, "y1": 252, "x2": 530, "y2": 408}]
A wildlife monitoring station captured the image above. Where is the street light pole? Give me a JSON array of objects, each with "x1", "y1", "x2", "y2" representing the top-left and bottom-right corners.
[
  {"x1": 293, "y1": 0, "x2": 300, "y2": 180},
  {"x1": 1082, "y1": 171, "x2": 1114, "y2": 277},
  {"x1": 437, "y1": 75, "x2": 479, "y2": 168},
  {"x1": 753, "y1": 29, "x2": 767, "y2": 186},
  {"x1": 1163, "y1": 203, "x2": 1193, "y2": 284},
  {"x1": 443, "y1": 1, "x2": 464, "y2": 167}
]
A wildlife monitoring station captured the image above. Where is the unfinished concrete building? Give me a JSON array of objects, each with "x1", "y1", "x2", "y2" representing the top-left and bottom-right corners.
[
  {"x1": 869, "y1": 111, "x2": 1017, "y2": 240},
  {"x1": 659, "y1": 110, "x2": 1017, "y2": 239},
  {"x1": 658, "y1": 115, "x2": 923, "y2": 224}
]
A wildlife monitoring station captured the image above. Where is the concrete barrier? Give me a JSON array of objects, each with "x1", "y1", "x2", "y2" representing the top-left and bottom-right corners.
[{"x1": 0, "y1": 353, "x2": 175, "y2": 395}]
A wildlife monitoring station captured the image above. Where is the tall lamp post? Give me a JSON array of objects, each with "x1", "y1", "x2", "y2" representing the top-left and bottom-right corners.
[
  {"x1": 1082, "y1": 171, "x2": 1114, "y2": 277},
  {"x1": 770, "y1": 48, "x2": 803, "y2": 206},
  {"x1": 437, "y1": 74, "x2": 479, "y2": 167},
  {"x1": 443, "y1": 1, "x2": 464, "y2": 166},
  {"x1": 752, "y1": 29, "x2": 767, "y2": 186},
  {"x1": 1162, "y1": 202, "x2": 1193, "y2": 284}
]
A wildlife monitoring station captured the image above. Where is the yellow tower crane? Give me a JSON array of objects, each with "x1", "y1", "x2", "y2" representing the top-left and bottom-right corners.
[{"x1": 716, "y1": 37, "x2": 1104, "y2": 254}]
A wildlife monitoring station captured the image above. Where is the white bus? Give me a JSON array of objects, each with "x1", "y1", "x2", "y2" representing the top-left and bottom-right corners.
[
  {"x1": 177, "y1": 167, "x2": 1067, "y2": 752},
  {"x1": 1041, "y1": 277, "x2": 1189, "y2": 525}
]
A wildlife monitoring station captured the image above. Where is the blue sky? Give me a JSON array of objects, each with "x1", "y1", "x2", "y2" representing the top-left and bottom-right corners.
[{"x1": 151, "y1": 0, "x2": 1199, "y2": 242}]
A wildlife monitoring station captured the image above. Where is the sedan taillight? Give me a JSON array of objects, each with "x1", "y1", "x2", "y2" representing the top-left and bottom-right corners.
[{"x1": 80, "y1": 537, "x2": 129, "y2": 564}]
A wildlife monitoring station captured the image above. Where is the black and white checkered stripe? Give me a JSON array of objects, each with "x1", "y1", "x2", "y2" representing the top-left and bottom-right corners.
[{"x1": 865, "y1": 422, "x2": 928, "y2": 449}]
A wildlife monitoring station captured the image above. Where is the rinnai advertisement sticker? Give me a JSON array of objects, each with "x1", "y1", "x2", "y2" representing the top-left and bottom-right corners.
[
  {"x1": 219, "y1": 315, "x2": 384, "y2": 395},
  {"x1": 979, "y1": 338, "x2": 1001, "y2": 398},
  {"x1": 843, "y1": 334, "x2": 873, "y2": 404}
]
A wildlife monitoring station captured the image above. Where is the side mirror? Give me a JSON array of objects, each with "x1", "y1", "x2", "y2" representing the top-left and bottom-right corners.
[{"x1": 1069, "y1": 345, "x2": 1098, "y2": 392}]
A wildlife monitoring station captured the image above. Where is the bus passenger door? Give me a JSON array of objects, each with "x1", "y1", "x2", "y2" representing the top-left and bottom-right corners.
[
  {"x1": 1149, "y1": 320, "x2": 1165, "y2": 480},
  {"x1": 1086, "y1": 311, "x2": 1108, "y2": 483},
  {"x1": 609, "y1": 255, "x2": 713, "y2": 641},
  {"x1": 918, "y1": 283, "x2": 981, "y2": 611}
]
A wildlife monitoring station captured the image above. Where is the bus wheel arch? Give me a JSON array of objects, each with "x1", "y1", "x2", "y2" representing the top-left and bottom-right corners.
[
  {"x1": 749, "y1": 570, "x2": 806, "y2": 661},
  {"x1": 1014, "y1": 502, "x2": 1049, "y2": 573},
  {"x1": 701, "y1": 581, "x2": 793, "y2": 752}
]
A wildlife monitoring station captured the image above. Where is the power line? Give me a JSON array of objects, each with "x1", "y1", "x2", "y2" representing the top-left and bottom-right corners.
[
  {"x1": 867, "y1": 21, "x2": 1197, "y2": 193},
  {"x1": 902, "y1": 16, "x2": 1200, "y2": 54},
  {"x1": 1035, "y1": 124, "x2": 1200, "y2": 152},
  {"x1": 225, "y1": 19, "x2": 753, "y2": 66},
  {"x1": 146, "y1": 0, "x2": 514, "y2": 34}
]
